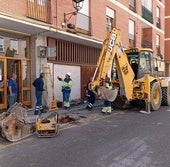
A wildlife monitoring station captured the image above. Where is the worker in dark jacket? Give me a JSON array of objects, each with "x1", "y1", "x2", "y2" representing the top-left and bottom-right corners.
[
  {"x1": 57, "y1": 72, "x2": 72, "y2": 110},
  {"x1": 86, "y1": 77, "x2": 96, "y2": 111},
  {"x1": 32, "y1": 73, "x2": 45, "y2": 115}
]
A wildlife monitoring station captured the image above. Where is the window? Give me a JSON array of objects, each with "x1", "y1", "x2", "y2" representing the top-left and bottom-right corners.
[
  {"x1": 129, "y1": 19, "x2": 135, "y2": 47},
  {"x1": 10, "y1": 39, "x2": 18, "y2": 54},
  {"x1": 129, "y1": 0, "x2": 135, "y2": 7},
  {"x1": 0, "y1": 38, "x2": 4, "y2": 52},
  {"x1": 156, "y1": 34, "x2": 160, "y2": 54},
  {"x1": 38, "y1": 0, "x2": 46, "y2": 6},
  {"x1": 156, "y1": 7, "x2": 161, "y2": 28},
  {"x1": 156, "y1": 35, "x2": 160, "y2": 48},
  {"x1": 129, "y1": 19, "x2": 135, "y2": 40},
  {"x1": 76, "y1": 0, "x2": 90, "y2": 33},
  {"x1": 79, "y1": 0, "x2": 89, "y2": 16},
  {"x1": 156, "y1": 7, "x2": 160, "y2": 18},
  {"x1": 142, "y1": 0, "x2": 152, "y2": 11},
  {"x1": 106, "y1": 7, "x2": 115, "y2": 31},
  {"x1": 106, "y1": 16, "x2": 113, "y2": 30},
  {"x1": 129, "y1": 0, "x2": 136, "y2": 11}
]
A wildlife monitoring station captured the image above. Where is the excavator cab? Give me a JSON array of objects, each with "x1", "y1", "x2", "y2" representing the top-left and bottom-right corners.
[{"x1": 125, "y1": 48, "x2": 153, "y2": 79}]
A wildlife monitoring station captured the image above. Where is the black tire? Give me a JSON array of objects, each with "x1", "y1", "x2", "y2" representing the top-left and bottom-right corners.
[
  {"x1": 161, "y1": 82, "x2": 170, "y2": 106},
  {"x1": 113, "y1": 95, "x2": 126, "y2": 109},
  {"x1": 150, "y1": 82, "x2": 162, "y2": 111}
]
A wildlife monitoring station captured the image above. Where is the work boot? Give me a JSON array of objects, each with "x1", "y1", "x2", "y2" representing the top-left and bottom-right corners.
[
  {"x1": 86, "y1": 103, "x2": 93, "y2": 111},
  {"x1": 86, "y1": 105, "x2": 92, "y2": 111},
  {"x1": 34, "y1": 110, "x2": 39, "y2": 115},
  {"x1": 106, "y1": 106, "x2": 112, "y2": 115},
  {"x1": 101, "y1": 107, "x2": 107, "y2": 114},
  {"x1": 34, "y1": 106, "x2": 40, "y2": 115}
]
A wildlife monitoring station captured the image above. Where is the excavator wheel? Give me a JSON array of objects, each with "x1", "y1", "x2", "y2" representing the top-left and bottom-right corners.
[
  {"x1": 113, "y1": 95, "x2": 126, "y2": 109},
  {"x1": 161, "y1": 82, "x2": 170, "y2": 106},
  {"x1": 150, "y1": 82, "x2": 162, "y2": 111}
]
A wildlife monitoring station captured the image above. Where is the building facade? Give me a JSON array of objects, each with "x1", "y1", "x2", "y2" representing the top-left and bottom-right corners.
[
  {"x1": 0, "y1": 0, "x2": 166, "y2": 109},
  {"x1": 165, "y1": 0, "x2": 170, "y2": 76}
]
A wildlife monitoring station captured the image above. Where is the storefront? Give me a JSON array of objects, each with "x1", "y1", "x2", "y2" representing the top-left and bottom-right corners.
[{"x1": 0, "y1": 32, "x2": 32, "y2": 109}]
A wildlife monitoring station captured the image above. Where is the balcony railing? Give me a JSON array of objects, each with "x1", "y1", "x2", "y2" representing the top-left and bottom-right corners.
[
  {"x1": 76, "y1": 12, "x2": 91, "y2": 36},
  {"x1": 142, "y1": 6, "x2": 153, "y2": 24},
  {"x1": 27, "y1": 0, "x2": 51, "y2": 23},
  {"x1": 142, "y1": 40, "x2": 152, "y2": 48}
]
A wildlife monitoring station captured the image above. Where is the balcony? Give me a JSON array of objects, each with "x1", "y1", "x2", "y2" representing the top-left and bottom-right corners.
[
  {"x1": 27, "y1": 0, "x2": 51, "y2": 23},
  {"x1": 129, "y1": 0, "x2": 136, "y2": 12},
  {"x1": 142, "y1": 6, "x2": 153, "y2": 24},
  {"x1": 75, "y1": 12, "x2": 91, "y2": 36},
  {"x1": 142, "y1": 40, "x2": 152, "y2": 48}
]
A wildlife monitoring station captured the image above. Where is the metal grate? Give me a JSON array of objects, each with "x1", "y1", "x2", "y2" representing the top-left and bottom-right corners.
[{"x1": 55, "y1": 39, "x2": 100, "y2": 65}]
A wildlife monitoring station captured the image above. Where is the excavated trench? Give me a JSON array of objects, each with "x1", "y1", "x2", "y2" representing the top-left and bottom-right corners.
[{"x1": 59, "y1": 114, "x2": 87, "y2": 124}]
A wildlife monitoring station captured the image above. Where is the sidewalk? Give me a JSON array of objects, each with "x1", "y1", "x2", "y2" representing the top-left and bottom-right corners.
[{"x1": 27, "y1": 100, "x2": 103, "y2": 122}]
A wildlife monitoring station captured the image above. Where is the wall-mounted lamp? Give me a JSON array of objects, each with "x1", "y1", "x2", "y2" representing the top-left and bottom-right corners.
[
  {"x1": 72, "y1": 0, "x2": 84, "y2": 11},
  {"x1": 62, "y1": 0, "x2": 84, "y2": 28}
]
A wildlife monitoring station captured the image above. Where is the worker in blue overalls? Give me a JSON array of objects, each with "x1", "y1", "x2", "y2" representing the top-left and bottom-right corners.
[
  {"x1": 57, "y1": 72, "x2": 72, "y2": 110},
  {"x1": 32, "y1": 73, "x2": 45, "y2": 115}
]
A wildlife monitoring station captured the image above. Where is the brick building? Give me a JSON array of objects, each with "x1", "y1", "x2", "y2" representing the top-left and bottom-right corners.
[
  {"x1": 0, "y1": 0, "x2": 166, "y2": 109},
  {"x1": 165, "y1": 0, "x2": 170, "y2": 76}
]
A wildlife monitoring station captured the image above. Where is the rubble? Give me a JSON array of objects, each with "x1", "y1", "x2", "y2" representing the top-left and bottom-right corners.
[{"x1": 0, "y1": 103, "x2": 36, "y2": 142}]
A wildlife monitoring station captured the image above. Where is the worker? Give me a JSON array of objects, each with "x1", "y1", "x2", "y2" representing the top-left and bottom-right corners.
[
  {"x1": 85, "y1": 77, "x2": 96, "y2": 111},
  {"x1": 101, "y1": 76, "x2": 113, "y2": 114},
  {"x1": 57, "y1": 72, "x2": 72, "y2": 110},
  {"x1": 32, "y1": 73, "x2": 45, "y2": 115},
  {"x1": 8, "y1": 73, "x2": 18, "y2": 107}
]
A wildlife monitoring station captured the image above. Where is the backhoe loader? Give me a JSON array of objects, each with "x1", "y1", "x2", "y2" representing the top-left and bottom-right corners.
[{"x1": 89, "y1": 28, "x2": 170, "y2": 113}]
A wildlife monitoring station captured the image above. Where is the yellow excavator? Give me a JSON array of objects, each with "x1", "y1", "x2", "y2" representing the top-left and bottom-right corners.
[{"x1": 89, "y1": 28, "x2": 170, "y2": 113}]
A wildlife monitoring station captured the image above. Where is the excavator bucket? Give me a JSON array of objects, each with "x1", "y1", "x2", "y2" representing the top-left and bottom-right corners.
[
  {"x1": 96, "y1": 86, "x2": 119, "y2": 101},
  {"x1": 0, "y1": 103, "x2": 36, "y2": 142}
]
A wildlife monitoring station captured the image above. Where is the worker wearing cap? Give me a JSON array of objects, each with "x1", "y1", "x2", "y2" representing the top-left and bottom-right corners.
[
  {"x1": 57, "y1": 72, "x2": 72, "y2": 110},
  {"x1": 101, "y1": 77, "x2": 113, "y2": 114},
  {"x1": 32, "y1": 73, "x2": 45, "y2": 115}
]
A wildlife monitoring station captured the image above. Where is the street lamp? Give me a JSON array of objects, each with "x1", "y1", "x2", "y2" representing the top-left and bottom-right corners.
[
  {"x1": 72, "y1": 0, "x2": 84, "y2": 11},
  {"x1": 63, "y1": 0, "x2": 84, "y2": 28}
]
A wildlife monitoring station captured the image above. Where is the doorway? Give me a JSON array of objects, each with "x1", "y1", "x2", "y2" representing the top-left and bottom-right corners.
[
  {"x1": 0, "y1": 58, "x2": 32, "y2": 110},
  {"x1": 7, "y1": 59, "x2": 21, "y2": 104},
  {"x1": 0, "y1": 58, "x2": 7, "y2": 109}
]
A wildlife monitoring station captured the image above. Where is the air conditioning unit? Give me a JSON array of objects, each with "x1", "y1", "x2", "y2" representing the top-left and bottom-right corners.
[
  {"x1": 47, "y1": 46, "x2": 56, "y2": 58},
  {"x1": 38, "y1": 46, "x2": 47, "y2": 58}
]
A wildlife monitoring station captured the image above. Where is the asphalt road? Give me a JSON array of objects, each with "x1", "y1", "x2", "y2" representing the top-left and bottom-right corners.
[{"x1": 0, "y1": 106, "x2": 170, "y2": 167}]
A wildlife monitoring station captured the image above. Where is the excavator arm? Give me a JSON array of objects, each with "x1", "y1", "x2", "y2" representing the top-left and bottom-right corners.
[{"x1": 89, "y1": 28, "x2": 135, "y2": 101}]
